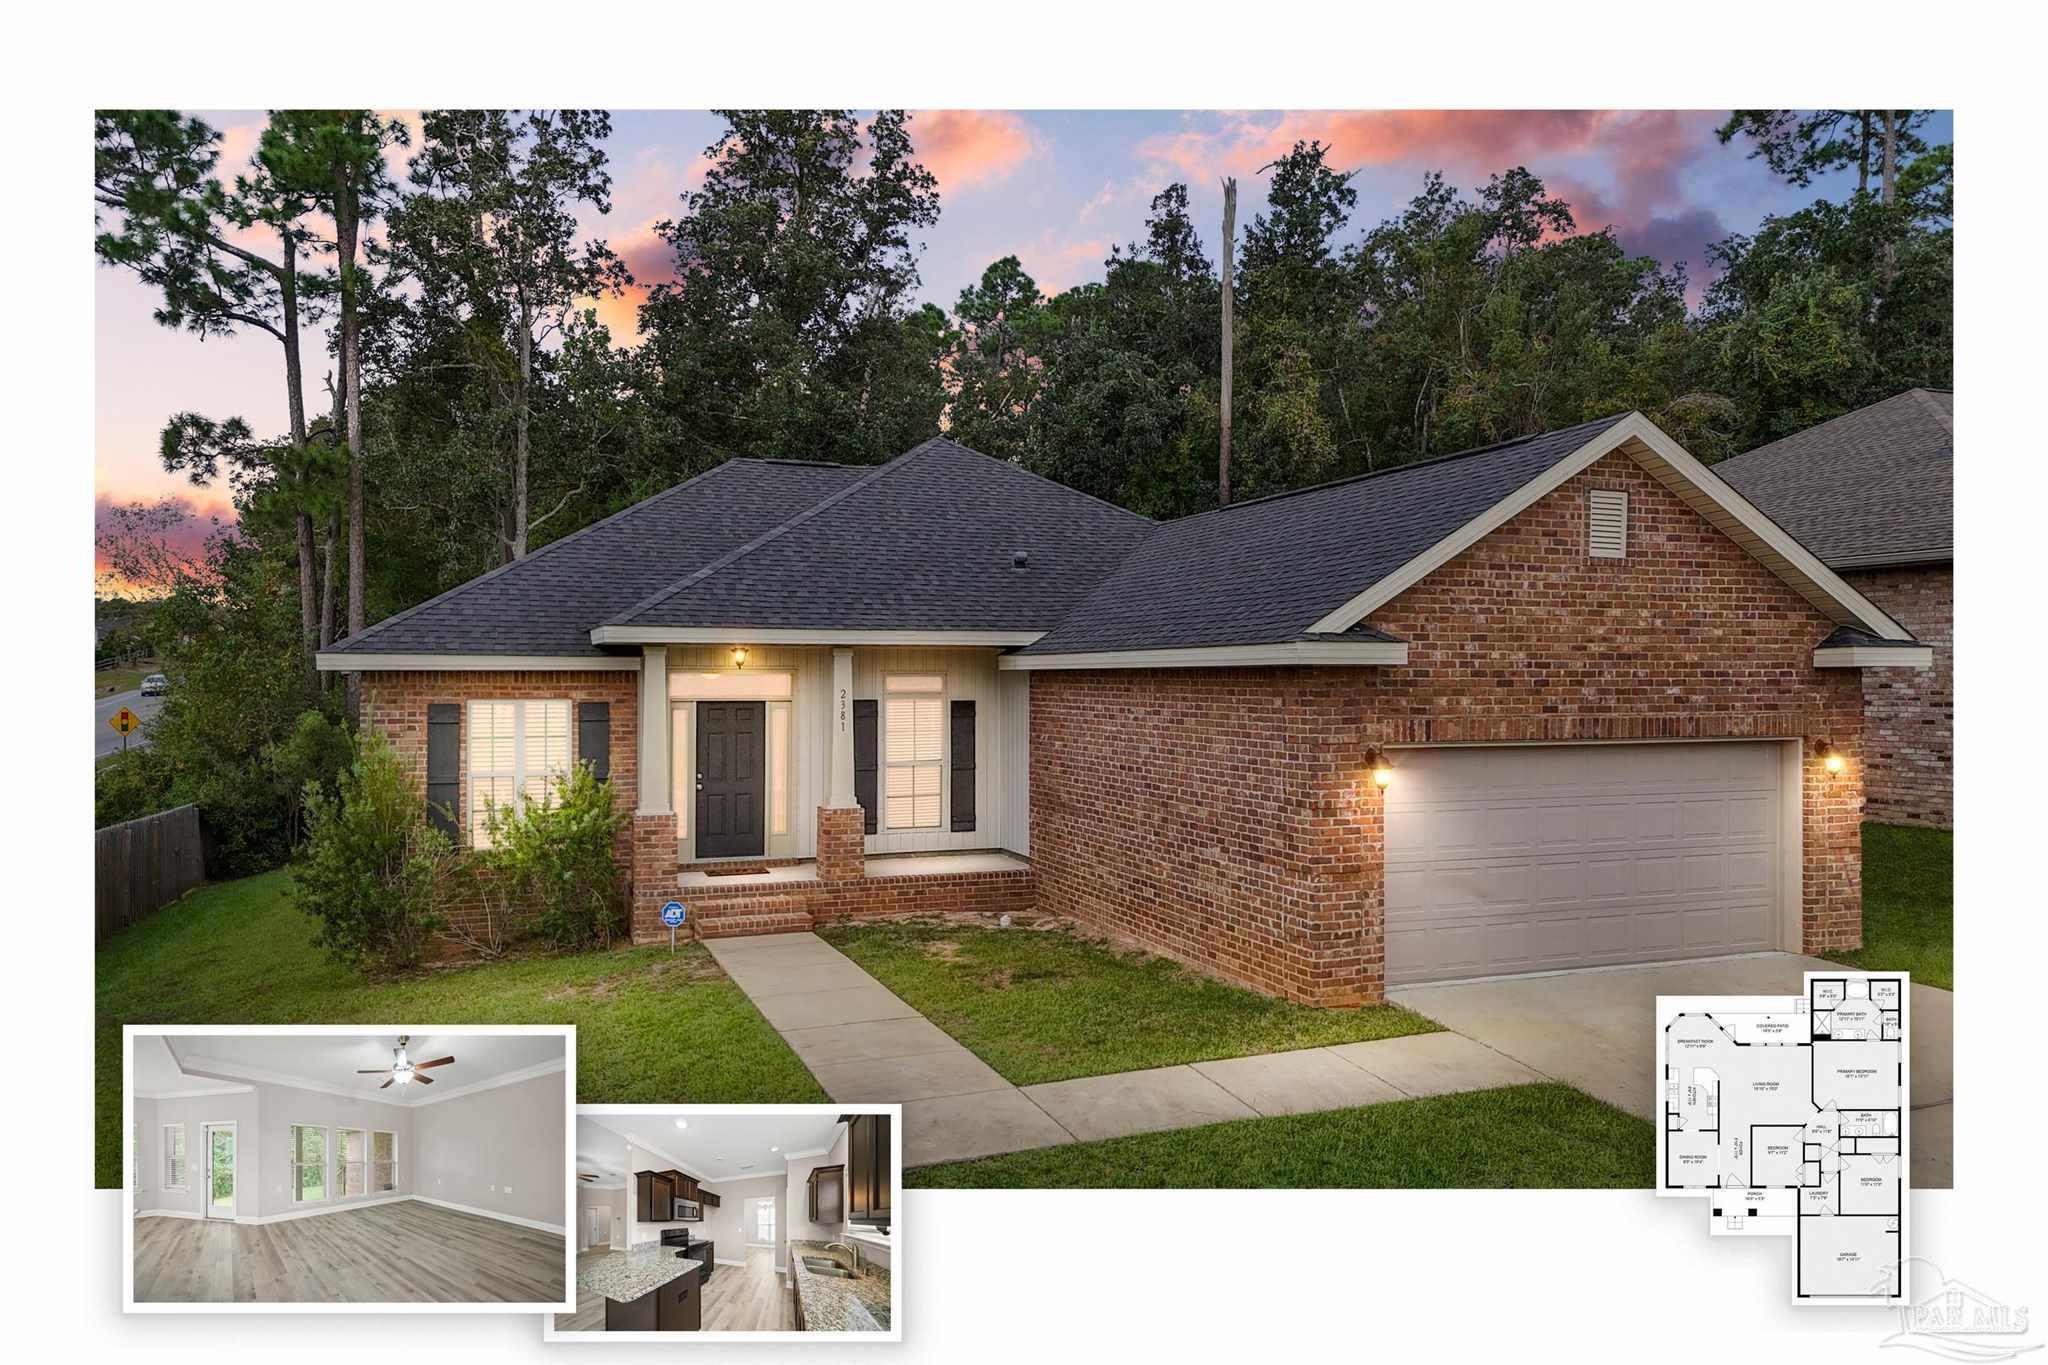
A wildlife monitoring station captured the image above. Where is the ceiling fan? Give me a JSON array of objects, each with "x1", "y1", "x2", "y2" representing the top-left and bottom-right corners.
[{"x1": 356, "y1": 1035, "x2": 455, "y2": 1090}]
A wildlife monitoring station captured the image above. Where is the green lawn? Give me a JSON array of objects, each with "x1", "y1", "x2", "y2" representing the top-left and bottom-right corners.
[
  {"x1": 95, "y1": 870, "x2": 825, "y2": 1187},
  {"x1": 1827, "y1": 823, "x2": 1953, "y2": 989},
  {"x1": 907, "y1": 1082, "x2": 1654, "y2": 1188},
  {"x1": 96, "y1": 662, "x2": 158, "y2": 696},
  {"x1": 819, "y1": 918, "x2": 1439, "y2": 1086}
]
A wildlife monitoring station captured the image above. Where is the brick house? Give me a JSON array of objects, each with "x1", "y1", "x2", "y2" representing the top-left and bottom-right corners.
[
  {"x1": 1717, "y1": 391, "x2": 1953, "y2": 829},
  {"x1": 320, "y1": 412, "x2": 1930, "y2": 1006}
]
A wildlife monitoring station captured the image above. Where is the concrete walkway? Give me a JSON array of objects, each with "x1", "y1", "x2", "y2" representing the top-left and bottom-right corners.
[{"x1": 703, "y1": 932, "x2": 1542, "y2": 1167}]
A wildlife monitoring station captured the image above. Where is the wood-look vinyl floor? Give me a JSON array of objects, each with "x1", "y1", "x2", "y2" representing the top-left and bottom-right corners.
[
  {"x1": 133, "y1": 1200, "x2": 568, "y2": 1304},
  {"x1": 554, "y1": 1245, "x2": 794, "y2": 1333}
]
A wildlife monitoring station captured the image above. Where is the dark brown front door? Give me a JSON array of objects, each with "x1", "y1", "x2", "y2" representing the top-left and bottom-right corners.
[{"x1": 696, "y1": 701, "x2": 765, "y2": 859}]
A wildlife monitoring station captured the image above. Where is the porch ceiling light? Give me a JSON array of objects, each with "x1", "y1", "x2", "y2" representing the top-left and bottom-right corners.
[
  {"x1": 1366, "y1": 747, "x2": 1395, "y2": 788},
  {"x1": 730, "y1": 646, "x2": 749, "y2": 669},
  {"x1": 1816, "y1": 740, "x2": 1846, "y2": 775}
]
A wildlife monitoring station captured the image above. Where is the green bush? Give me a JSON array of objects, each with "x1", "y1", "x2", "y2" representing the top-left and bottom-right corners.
[
  {"x1": 293, "y1": 731, "x2": 460, "y2": 971},
  {"x1": 479, "y1": 761, "x2": 628, "y2": 951}
]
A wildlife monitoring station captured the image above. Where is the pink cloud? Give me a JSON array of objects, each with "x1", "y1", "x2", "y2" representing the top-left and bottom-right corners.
[
  {"x1": 911, "y1": 110, "x2": 1040, "y2": 194},
  {"x1": 93, "y1": 489, "x2": 236, "y2": 590}
]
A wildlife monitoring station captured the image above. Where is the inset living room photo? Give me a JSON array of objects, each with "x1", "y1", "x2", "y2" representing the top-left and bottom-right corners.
[
  {"x1": 551, "y1": 1106, "x2": 898, "y2": 1339},
  {"x1": 124, "y1": 1025, "x2": 572, "y2": 1311}
]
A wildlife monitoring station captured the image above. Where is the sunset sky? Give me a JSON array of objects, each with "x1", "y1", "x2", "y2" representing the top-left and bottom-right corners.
[{"x1": 94, "y1": 108, "x2": 1951, "y2": 572}]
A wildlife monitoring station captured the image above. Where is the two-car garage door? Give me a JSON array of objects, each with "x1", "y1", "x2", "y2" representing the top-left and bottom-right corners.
[{"x1": 1383, "y1": 742, "x2": 1786, "y2": 987}]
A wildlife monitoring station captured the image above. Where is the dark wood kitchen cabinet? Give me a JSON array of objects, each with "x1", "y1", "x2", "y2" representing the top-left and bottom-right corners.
[
  {"x1": 845, "y1": 1112, "x2": 892, "y2": 1226},
  {"x1": 806, "y1": 1163, "x2": 844, "y2": 1223}
]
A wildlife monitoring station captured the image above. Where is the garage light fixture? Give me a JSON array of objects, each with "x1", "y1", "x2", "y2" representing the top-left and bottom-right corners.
[
  {"x1": 1815, "y1": 741, "x2": 1846, "y2": 775},
  {"x1": 730, "y1": 646, "x2": 750, "y2": 669},
  {"x1": 1365, "y1": 747, "x2": 1395, "y2": 788}
]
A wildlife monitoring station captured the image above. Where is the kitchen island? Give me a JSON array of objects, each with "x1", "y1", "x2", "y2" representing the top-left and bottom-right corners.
[
  {"x1": 580, "y1": 1246, "x2": 706, "y2": 1331},
  {"x1": 788, "y1": 1239, "x2": 891, "y2": 1331}
]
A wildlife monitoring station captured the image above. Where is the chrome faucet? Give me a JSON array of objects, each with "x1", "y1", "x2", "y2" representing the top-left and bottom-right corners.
[{"x1": 824, "y1": 1241, "x2": 858, "y2": 1272}]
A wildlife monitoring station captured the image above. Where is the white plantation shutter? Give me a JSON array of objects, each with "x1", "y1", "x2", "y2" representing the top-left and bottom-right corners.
[
  {"x1": 468, "y1": 699, "x2": 572, "y2": 846},
  {"x1": 884, "y1": 676, "x2": 946, "y2": 829},
  {"x1": 1588, "y1": 489, "x2": 1629, "y2": 558}
]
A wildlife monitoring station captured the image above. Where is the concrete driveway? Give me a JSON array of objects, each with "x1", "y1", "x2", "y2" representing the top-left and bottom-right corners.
[{"x1": 1391, "y1": 953, "x2": 1953, "y2": 1190}]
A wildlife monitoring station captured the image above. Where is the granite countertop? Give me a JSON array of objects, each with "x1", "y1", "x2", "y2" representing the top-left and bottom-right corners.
[
  {"x1": 788, "y1": 1239, "x2": 891, "y2": 1331},
  {"x1": 579, "y1": 1247, "x2": 706, "y2": 1303}
]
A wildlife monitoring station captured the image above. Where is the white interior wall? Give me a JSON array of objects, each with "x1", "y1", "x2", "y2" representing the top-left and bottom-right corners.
[{"x1": 696, "y1": 1173, "x2": 787, "y2": 1273}]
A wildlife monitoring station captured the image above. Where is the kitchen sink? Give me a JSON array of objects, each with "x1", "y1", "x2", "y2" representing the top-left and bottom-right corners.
[{"x1": 802, "y1": 1258, "x2": 854, "y2": 1278}]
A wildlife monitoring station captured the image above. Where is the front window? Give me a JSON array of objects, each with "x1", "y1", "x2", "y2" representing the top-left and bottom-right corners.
[
  {"x1": 337, "y1": 1128, "x2": 367, "y2": 1198},
  {"x1": 162, "y1": 1124, "x2": 186, "y2": 1189},
  {"x1": 290, "y1": 1124, "x2": 328, "y2": 1203},
  {"x1": 468, "y1": 699, "x2": 571, "y2": 847},
  {"x1": 884, "y1": 673, "x2": 945, "y2": 830}
]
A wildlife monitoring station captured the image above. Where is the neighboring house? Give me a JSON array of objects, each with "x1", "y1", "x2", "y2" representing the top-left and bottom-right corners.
[
  {"x1": 320, "y1": 414, "x2": 1930, "y2": 1007},
  {"x1": 1716, "y1": 391, "x2": 1953, "y2": 829}
]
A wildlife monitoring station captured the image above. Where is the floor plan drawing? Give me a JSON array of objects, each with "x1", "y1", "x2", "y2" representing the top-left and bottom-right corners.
[{"x1": 1657, "y1": 972, "x2": 1909, "y2": 1305}]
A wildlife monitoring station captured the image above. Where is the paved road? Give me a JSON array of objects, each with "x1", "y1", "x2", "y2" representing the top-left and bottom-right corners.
[{"x1": 95, "y1": 688, "x2": 163, "y2": 758}]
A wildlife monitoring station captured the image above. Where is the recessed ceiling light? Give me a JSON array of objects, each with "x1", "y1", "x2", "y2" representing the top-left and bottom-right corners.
[
  {"x1": 673, "y1": 1119, "x2": 689, "y2": 1129},
  {"x1": 770, "y1": 1146, "x2": 780, "y2": 1153}
]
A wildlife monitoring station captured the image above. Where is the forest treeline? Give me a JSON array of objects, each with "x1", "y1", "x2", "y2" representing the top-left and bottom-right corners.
[{"x1": 93, "y1": 108, "x2": 1951, "y2": 869}]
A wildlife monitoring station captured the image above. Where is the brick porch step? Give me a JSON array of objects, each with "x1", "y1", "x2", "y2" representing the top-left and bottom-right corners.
[{"x1": 689, "y1": 895, "x2": 816, "y2": 940}]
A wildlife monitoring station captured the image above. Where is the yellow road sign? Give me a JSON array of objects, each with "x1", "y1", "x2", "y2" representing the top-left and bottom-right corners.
[{"x1": 110, "y1": 707, "x2": 141, "y2": 736}]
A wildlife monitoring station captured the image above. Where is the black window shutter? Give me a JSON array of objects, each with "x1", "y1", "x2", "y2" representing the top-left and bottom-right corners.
[
  {"x1": 949, "y1": 700, "x2": 976, "y2": 831},
  {"x1": 853, "y1": 699, "x2": 879, "y2": 834},
  {"x1": 577, "y1": 701, "x2": 611, "y2": 782},
  {"x1": 426, "y1": 703, "x2": 460, "y2": 839}
]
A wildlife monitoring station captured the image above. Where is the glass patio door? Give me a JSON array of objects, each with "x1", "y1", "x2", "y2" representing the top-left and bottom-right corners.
[{"x1": 203, "y1": 1124, "x2": 235, "y2": 1218}]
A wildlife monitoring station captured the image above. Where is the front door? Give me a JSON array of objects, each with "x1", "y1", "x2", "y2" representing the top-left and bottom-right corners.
[
  {"x1": 696, "y1": 701, "x2": 765, "y2": 859},
  {"x1": 203, "y1": 1123, "x2": 235, "y2": 1219}
]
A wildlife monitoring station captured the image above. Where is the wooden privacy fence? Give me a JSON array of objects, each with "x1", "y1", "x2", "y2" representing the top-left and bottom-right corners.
[{"x1": 96, "y1": 803, "x2": 206, "y2": 939}]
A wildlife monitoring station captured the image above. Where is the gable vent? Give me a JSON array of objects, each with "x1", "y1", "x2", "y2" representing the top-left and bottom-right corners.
[{"x1": 1587, "y1": 489, "x2": 1629, "y2": 558}]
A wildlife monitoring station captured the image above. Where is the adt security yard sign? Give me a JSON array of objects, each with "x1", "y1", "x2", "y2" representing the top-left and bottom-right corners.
[{"x1": 661, "y1": 900, "x2": 687, "y2": 950}]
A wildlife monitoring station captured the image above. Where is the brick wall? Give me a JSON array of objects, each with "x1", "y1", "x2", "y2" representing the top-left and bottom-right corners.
[
  {"x1": 1031, "y1": 450, "x2": 1867, "y2": 1005},
  {"x1": 360, "y1": 669, "x2": 639, "y2": 948},
  {"x1": 1843, "y1": 565, "x2": 1953, "y2": 829}
]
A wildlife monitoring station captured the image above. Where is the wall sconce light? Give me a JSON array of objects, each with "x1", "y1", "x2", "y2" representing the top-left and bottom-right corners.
[
  {"x1": 729, "y1": 646, "x2": 749, "y2": 670},
  {"x1": 1815, "y1": 740, "x2": 1845, "y2": 775},
  {"x1": 1366, "y1": 747, "x2": 1396, "y2": 788}
]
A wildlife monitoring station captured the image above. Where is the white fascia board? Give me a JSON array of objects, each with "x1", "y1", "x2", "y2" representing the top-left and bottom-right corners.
[
  {"x1": 1813, "y1": 645, "x2": 1935, "y2": 668},
  {"x1": 1305, "y1": 412, "x2": 1914, "y2": 642},
  {"x1": 316, "y1": 652, "x2": 639, "y2": 672},
  {"x1": 591, "y1": 626, "x2": 1042, "y2": 647},
  {"x1": 998, "y1": 641, "x2": 1410, "y2": 670}
]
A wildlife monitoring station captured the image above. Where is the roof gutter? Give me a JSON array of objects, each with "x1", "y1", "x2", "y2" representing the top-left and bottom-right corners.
[
  {"x1": 315, "y1": 652, "x2": 640, "y2": 672},
  {"x1": 1000, "y1": 640, "x2": 1411, "y2": 670},
  {"x1": 590, "y1": 626, "x2": 1044, "y2": 648}
]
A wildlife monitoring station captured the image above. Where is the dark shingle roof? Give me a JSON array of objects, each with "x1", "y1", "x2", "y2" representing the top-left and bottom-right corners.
[
  {"x1": 1018, "y1": 415, "x2": 1629, "y2": 655},
  {"x1": 324, "y1": 459, "x2": 870, "y2": 657},
  {"x1": 604, "y1": 438, "x2": 1154, "y2": 633},
  {"x1": 1714, "y1": 390, "x2": 1952, "y2": 570}
]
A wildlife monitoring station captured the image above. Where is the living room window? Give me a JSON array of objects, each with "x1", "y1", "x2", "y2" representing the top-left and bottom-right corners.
[
  {"x1": 162, "y1": 1124, "x2": 187, "y2": 1190},
  {"x1": 337, "y1": 1127, "x2": 367, "y2": 1198},
  {"x1": 883, "y1": 673, "x2": 945, "y2": 830},
  {"x1": 372, "y1": 1130, "x2": 397, "y2": 1193},
  {"x1": 468, "y1": 699, "x2": 572, "y2": 847},
  {"x1": 290, "y1": 1123, "x2": 328, "y2": 1203}
]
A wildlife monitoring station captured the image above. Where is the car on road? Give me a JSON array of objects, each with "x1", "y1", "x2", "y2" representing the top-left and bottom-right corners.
[{"x1": 140, "y1": 673, "x2": 169, "y2": 697}]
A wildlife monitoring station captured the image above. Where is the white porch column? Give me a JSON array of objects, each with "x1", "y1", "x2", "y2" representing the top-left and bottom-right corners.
[
  {"x1": 637, "y1": 645, "x2": 670, "y2": 815},
  {"x1": 829, "y1": 646, "x2": 856, "y2": 807}
]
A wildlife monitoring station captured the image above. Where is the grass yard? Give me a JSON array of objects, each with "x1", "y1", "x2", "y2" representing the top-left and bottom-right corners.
[
  {"x1": 819, "y1": 918, "x2": 1440, "y2": 1086},
  {"x1": 96, "y1": 663, "x2": 159, "y2": 696},
  {"x1": 1826, "y1": 823, "x2": 1953, "y2": 989},
  {"x1": 907, "y1": 1082, "x2": 1654, "y2": 1188},
  {"x1": 95, "y1": 870, "x2": 825, "y2": 1188}
]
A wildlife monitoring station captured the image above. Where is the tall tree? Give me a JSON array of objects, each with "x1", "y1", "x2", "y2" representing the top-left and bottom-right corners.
[
  {"x1": 639, "y1": 110, "x2": 946, "y2": 466},
  {"x1": 388, "y1": 110, "x2": 631, "y2": 561},
  {"x1": 1717, "y1": 110, "x2": 1933, "y2": 202},
  {"x1": 1218, "y1": 176, "x2": 1236, "y2": 506},
  {"x1": 95, "y1": 111, "x2": 330, "y2": 695},
  {"x1": 255, "y1": 111, "x2": 408, "y2": 714},
  {"x1": 946, "y1": 256, "x2": 1045, "y2": 459}
]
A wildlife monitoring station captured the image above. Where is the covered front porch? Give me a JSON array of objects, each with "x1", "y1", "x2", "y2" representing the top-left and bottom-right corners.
[{"x1": 622, "y1": 639, "x2": 1036, "y2": 942}]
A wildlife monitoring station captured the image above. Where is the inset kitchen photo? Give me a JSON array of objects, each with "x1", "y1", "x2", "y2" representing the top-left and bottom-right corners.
[
  {"x1": 123, "y1": 1025, "x2": 573, "y2": 1312},
  {"x1": 550, "y1": 1105, "x2": 898, "y2": 1340}
]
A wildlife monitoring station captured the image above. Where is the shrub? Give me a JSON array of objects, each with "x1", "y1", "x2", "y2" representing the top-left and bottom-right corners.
[
  {"x1": 478, "y1": 761, "x2": 629, "y2": 951},
  {"x1": 293, "y1": 731, "x2": 460, "y2": 971}
]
